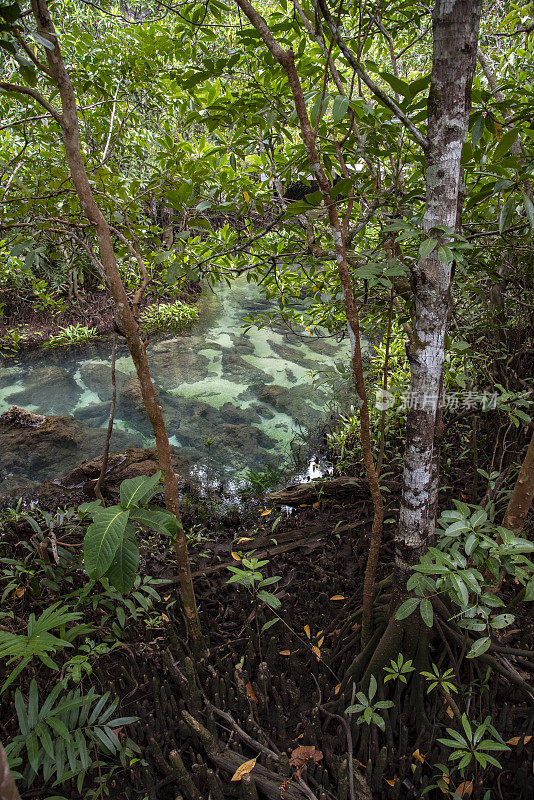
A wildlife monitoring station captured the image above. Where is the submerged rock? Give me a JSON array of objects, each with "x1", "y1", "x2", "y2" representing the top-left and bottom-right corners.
[
  {"x1": 0, "y1": 406, "x2": 133, "y2": 496},
  {"x1": 0, "y1": 445, "x2": 189, "y2": 511},
  {"x1": 73, "y1": 402, "x2": 111, "y2": 426},
  {"x1": 79, "y1": 362, "x2": 128, "y2": 402},
  {"x1": 5, "y1": 365, "x2": 82, "y2": 415}
]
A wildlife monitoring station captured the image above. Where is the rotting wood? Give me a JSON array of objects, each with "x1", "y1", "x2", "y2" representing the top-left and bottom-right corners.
[{"x1": 267, "y1": 477, "x2": 362, "y2": 506}]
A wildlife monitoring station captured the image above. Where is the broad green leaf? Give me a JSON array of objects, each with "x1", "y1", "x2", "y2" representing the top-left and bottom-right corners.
[
  {"x1": 380, "y1": 71, "x2": 412, "y2": 99},
  {"x1": 83, "y1": 508, "x2": 129, "y2": 579},
  {"x1": 523, "y1": 192, "x2": 534, "y2": 230},
  {"x1": 493, "y1": 130, "x2": 518, "y2": 161},
  {"x1": 437, "y1": 245, "x2": 454, "y2": 265},
  {"x1": 105, "y1": 526, "x2": 139, "y2": 593},
  {"x1": 419, "y1": 238, "x2": 438, "y2": 259},
  {"x1": 466, "y1": 636, "x2": 491, "y2": 658},
  {"x1": 167, "y1": 184, "x2": 192, "y2": 206},
  {"x1": 119, "y1": 472, "x2": 162, "y2": 509},
  {"x1": 451, "y1": 574, "x2": 469, "y2": 606},
  {"x1": 129, "y1": 505, "x2": 179, "y2": 537},
  {"x1": 525, "y1": 577, "x2": 534, "y2": 602},
  {"x1": 419, "y1": 598, "x2": 433, "y2": 628},
  {"x1": 331, "y1": 94, "x2": 349, "y2": 121},
  {"x1": 257, "y1": 590, "x2": 281, "y2": 610},
  {"x1": 470, "y1": 508, "x2": 487, "y2": 528},
  {"x1": 490, "y1": 613, "x2": 514, "y2": 629},
  {"x1": 499, "y1": 195, "x2": 515, "y2": 232},
  {"x1": 395, "y1": 597, "x2": 420, "y2": 620}
]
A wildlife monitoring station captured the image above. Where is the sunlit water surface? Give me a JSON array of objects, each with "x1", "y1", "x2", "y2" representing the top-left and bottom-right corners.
[{"x1": 0, "y1": 279, "x2": 362, "y2": 493}]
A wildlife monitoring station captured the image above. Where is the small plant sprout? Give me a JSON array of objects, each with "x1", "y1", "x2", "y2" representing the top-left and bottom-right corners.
[
  {"x1": 420, "y1": 663, "x2": 458, "y2": 695},
  {"x1": 383, "y1": 653, "x2": 415, "y2": 684},
  {"x1": 345, "y1": 675, "x2": 394, "y2": 731},
  {"x1": 226, "y1": 552, "x2": 282, "y2": 635},
  {"x1": 437, "y1": 714, "x2": 509, "y2": 774}
]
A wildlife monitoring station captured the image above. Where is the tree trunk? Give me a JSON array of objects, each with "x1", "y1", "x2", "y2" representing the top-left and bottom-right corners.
[
  {"x1": 30, "y1": 0, "x2": 202, "y2": 643},
  {"x1": 0, "y1": 742, "x2": 21, "y2": 800},
  {"x1": 396, "y1": 0, "x2": 483, "y2": 583},
  {"x1": 502, "y1": 430, "x2": 534, "y2": 536},
  {"x1": 234, "y1": 0, "x2": 384, "y2": 646}
]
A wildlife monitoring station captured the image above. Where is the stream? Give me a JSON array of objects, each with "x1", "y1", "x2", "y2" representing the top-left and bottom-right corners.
[{"x1": 0, "y1": 279, "x2": 361, "y2": 494}]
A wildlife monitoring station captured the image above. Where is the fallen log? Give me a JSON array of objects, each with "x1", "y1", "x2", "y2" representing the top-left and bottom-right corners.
[
  {"x1": 267, "y1": 477, "x2": 362, "y2": 506},
  {"x1": 159, "y1": 517, "x2": 373, "y2": 583}
]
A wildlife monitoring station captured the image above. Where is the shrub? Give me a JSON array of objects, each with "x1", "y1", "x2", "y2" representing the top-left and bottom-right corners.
[{"x1": 140, "y1": 301, "x2": 199, "y2": 330}]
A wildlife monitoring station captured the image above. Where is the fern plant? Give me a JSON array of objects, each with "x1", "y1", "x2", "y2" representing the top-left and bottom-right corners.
[
  {"x1": 0, "y1": 603, "x2": 92, "y2": 694},
  {"x1": 5, "y1": 679, "x2": 138, "y2": 792}
]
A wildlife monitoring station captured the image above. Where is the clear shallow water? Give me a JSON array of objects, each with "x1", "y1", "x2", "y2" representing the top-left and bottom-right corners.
[{"x1": 0, "y1": 279, "x2": 359, "y2": 491}]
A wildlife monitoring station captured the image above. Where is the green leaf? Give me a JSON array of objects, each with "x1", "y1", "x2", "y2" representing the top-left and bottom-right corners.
[
  {"x1": 437, "y1": 245, "x2": 454, "y2": 265},
  {"x1": 523, "y1": 192, "x2": 534, "y2": 230},
  {"x1": 466, "y1": 636, "x2": 491, "y2": 658},
  {"x1": 419, "y1": 598, "x2": 433, "y2": 628},
  {"x1": 470, "y1": 508, "x2": 487, "y2": 527},
  {"x1": 257, "y1": 590, "x2": 281, "y2": 610},
  {"x1": 525, "y1": 577, "x2": 534, "y2": 602},
  {"x1": 471, "y1": 114, "x2": 485, "y2": 146},
  {"x1": 105, "y1": 526, "x2": 139, "y2": 593},
  {"x1": 83, "y1": 508, "x2": 129, "y2": 579},
  {"x1": 499, "y1": 195, "x2": 515, "y2": 232},
  {"x1": 395, "y1": 597, "x2": 420, "y2": 620},
  {"x1": 129, "y1": 505, "x2": 178, "y2": 537},
  {"x1": 75, "y1": 729, "x2": 90, "y2": 770},
  {"x1": 419, "y1": 238, "x2": 438, "y2": 259},
  {"x1": 368, "y1": 674, "x2": 377, "y2": 701},
  {"x1": 261, "y1": 618, "x2": 279, "y2": 632},
  {"x1": 493, "y1": 130, "x2": 518, "y2": 161},
  {"x1": 167, "y1": 185, "x2": 192, "y2": 206},
  {"x1": 119, "y1": 472, "x2": 162, "y2": 509},
  {"x1": 461, "y1": 714, "x2": 473, "y2": 742},
  {"x1": 490, "y1": 613, "x2": 514, "y2": 629},
  {"x1": 331, "y1": 94, "x2": 349, "y2": 121},
  {"x1": 450, "y1": 574, "x2": 469, "y2": 606},
  {"x1": 380, "y1": 71, "x2": 412, "y2": 99},
  {"x1": 26, "y1": 731, "x2": 41, "y2": 774}
]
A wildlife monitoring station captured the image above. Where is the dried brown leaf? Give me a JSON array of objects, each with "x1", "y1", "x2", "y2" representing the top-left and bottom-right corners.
[{"x1": 230, "y1": 756, "x2": 258, "y2": 781}]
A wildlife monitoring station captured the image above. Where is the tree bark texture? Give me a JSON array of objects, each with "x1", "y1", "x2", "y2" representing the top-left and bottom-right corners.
[
  {"x1": 30, "y1": 0, "x2": 201, "y2": 642},
  {"x1": 502, "y1": 430, "x2": 534, "y2": 536},
  {"x1": 396, "y1": 0, "x2": 483, "y2": 581},
  {"x1": 0, "y1": 743, "x2": 21, "y2": 800}
]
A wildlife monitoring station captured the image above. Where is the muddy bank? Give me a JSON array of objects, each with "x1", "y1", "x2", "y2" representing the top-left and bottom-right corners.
[{"x1": 0, "y1": 281, "x2": 201, "y2": 354}]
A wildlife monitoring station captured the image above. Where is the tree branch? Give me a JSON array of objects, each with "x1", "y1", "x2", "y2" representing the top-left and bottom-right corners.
[
  {"x1": 0, "y1": 81, "x2": 62, "y2": 123},
  {"x1": 315, "y1": 0, "x2": 430, "y2": 150}
]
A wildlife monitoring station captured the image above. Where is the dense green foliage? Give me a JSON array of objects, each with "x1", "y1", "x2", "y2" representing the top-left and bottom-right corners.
[{"x1": 0, "y1": 1, "x2": 533, "y2": 799}]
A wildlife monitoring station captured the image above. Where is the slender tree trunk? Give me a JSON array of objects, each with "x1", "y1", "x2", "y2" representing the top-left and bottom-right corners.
[
  {"x1": 502, "y1": 430, "x2": 534, "y2": 536},
  {"x1": 234, "y1": 0, "x2": 384, "y2": 646},
  {"x1": 396, "y1": 0, "x2": 483, "y2": 584},
  {"x1": 95, "y1": 334, "x2": 118, "y2": 501},
  {"x1": 0, "y1": 742, "x2": 21, "y2": 800},
  {"x1": 30, "y1": 0, "x2": 202, "y2": 643}
]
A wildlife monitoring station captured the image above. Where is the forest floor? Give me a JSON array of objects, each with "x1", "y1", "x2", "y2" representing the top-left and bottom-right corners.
[
  {"x1": 0, "y1": 281, "x2": 201, "y2": 354},
  {"x1": 1, "y1": 452, "x2": 532, "y2": 800}
]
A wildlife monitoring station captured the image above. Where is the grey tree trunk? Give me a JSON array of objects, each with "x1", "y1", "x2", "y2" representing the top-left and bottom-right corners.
[{"x1": 396, "y1": 0, "x2": 483, "y2": 580}]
